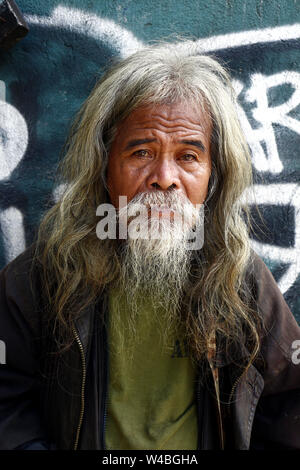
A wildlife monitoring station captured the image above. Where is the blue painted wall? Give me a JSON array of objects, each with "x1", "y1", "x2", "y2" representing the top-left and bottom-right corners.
[{"x1": 0, "y1": 0, "x2": 299, "y2": 322}]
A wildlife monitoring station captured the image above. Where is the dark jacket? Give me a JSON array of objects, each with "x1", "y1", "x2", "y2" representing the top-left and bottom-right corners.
[{"x1": 0, "y1": 244, "x2": 299, "y2": 450}]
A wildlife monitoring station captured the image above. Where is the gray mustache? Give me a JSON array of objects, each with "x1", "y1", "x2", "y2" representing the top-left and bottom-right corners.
[{"x1": 122, "y1": 191, "x2": 195, "y2": 216}]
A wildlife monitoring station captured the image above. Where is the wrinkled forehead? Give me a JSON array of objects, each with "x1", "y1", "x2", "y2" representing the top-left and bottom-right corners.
[{"x1": 113, "y1": 100, "x2": 213, "y2": 140}]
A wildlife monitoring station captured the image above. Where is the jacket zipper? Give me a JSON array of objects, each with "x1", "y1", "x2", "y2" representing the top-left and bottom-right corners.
[
  {"x1": 228, "y1": 372, "x2": 243, "y2": 405},
  {"x1": 72, "y1": 325, "x2": 87, "y2": 451}
]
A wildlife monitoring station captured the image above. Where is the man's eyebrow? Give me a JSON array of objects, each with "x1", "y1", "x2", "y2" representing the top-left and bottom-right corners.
[
  {"x1": 124, "y1": 138, "x2": 157, "y2": 150},
  {"x1": 124, "y1": 138, "x2": 206, "y2": 152},
  {"x1": 180, "y1": 140, "x2": 205, "y2": 152}
]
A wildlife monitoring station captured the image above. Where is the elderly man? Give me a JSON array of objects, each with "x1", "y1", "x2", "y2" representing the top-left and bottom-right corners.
[{"x1": 0, "y1": 41, "x2": 299, "y2": 451}]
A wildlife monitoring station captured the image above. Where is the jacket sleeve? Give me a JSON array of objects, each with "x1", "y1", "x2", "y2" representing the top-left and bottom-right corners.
[
  {"x1": 249, "y1": 253, "x2": 300, "y2": 449},
  {"x1": 0, "y1": 247, "x2": 53, "y2": 450}
]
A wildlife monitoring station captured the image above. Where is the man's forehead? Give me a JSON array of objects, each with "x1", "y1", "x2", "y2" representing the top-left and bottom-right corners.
[{"x1": 116, "y1": 101, "x2": 212, "y2": 136}]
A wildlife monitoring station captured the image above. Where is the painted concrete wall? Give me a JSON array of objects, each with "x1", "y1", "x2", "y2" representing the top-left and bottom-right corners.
[{"x1": 0, "y1": 0, "x2": 299, "y2": 323}]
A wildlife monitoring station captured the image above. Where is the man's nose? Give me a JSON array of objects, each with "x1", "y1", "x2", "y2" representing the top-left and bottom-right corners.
[{"x1": 146, "y1": 159, "x2": 181, "y2": 191}]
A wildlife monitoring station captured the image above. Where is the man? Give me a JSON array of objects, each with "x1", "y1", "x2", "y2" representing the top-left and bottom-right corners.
[{"x1": 0, "y1": 41, "x2": 299, "y2": 450}]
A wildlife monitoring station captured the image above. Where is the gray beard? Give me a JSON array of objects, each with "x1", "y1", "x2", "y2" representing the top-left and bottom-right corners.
[
  {"x1": 119, "y1": 232, "x2": 192, "y2": 315},
  {"x1": 111, "y1": 191, "x2": 200, "y2": 350}
]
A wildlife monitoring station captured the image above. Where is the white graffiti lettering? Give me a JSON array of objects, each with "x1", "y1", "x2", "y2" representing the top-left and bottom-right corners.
[
  {"x1": 0, "y1": 81, "x2": 28, "y2": 180},
  {"x1": 243, "y1": 184, "x2": 300, "y2": 294},
  {"x1": 25, "y1": 7, "x2": 300, "y2": 56},
  {"x1": 25, "y1": 6, "x2": 144, "y2": 58},
  {"x1": 234, "y1": 72, "x2": 300, "y2": 173},
  {"x1": 194, "y1": 23, "x2": 300, "y2": 53},
  {"x1": 0, "y1": 207, "x2": 26, "y2": 263},
  {"x1": 52, "y1": 183, "x2": 68, "y2": 203},
  {"x1": 0, "y1": 82, "x2": 27, "y2": 262}
]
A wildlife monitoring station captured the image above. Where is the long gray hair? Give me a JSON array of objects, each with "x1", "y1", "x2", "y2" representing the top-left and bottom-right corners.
[{"x1": 34, "y1": 40, "x2": 262, "y2": 374}]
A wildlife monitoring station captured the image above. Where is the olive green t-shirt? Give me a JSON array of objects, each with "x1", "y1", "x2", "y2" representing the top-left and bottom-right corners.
[{"x1": 105, "y1": 289, "x2": 198, "y2": 450}]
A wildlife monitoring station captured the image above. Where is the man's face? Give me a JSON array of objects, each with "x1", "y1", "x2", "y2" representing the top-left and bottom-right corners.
[
  {"x1": 106, "y1": 101, "x2": 212, "y2": 325},
  {"x1": 107, "y1": 101, "x2": 212, "y2": 209}
]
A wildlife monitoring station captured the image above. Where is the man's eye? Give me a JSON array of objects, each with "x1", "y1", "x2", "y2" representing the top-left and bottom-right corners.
[
  {"x1": 181, "y1": 154, "x2": 197, "y2": 162},
  {"x1": 132, "y1": 149, "x2": 151, "y2": 158}
]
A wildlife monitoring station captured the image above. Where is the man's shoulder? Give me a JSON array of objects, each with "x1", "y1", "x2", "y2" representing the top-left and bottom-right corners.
[
  {"x1": 247, "y1": 248, "x2": 270, "y2": 275},
  {"x1": 246, "y1": 248, "x2": 299, "y2": 339},
  {"x1": 0, "y1": 243, "x2": 47, "y2": 346},
  {"x1": 0, "y1": 242, "x2": 43, "y2": 311},
  {"x1": 0, "y1": 242, "x2": 38, "y2": 284},
  {"x1": 246, "y1": 248, "x2": 280, "y2": 296}
]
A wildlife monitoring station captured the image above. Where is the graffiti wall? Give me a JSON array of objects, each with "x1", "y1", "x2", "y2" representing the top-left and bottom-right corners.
[{"x1": 0, "y1": 0, "x2": 299, "y2": 323}]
